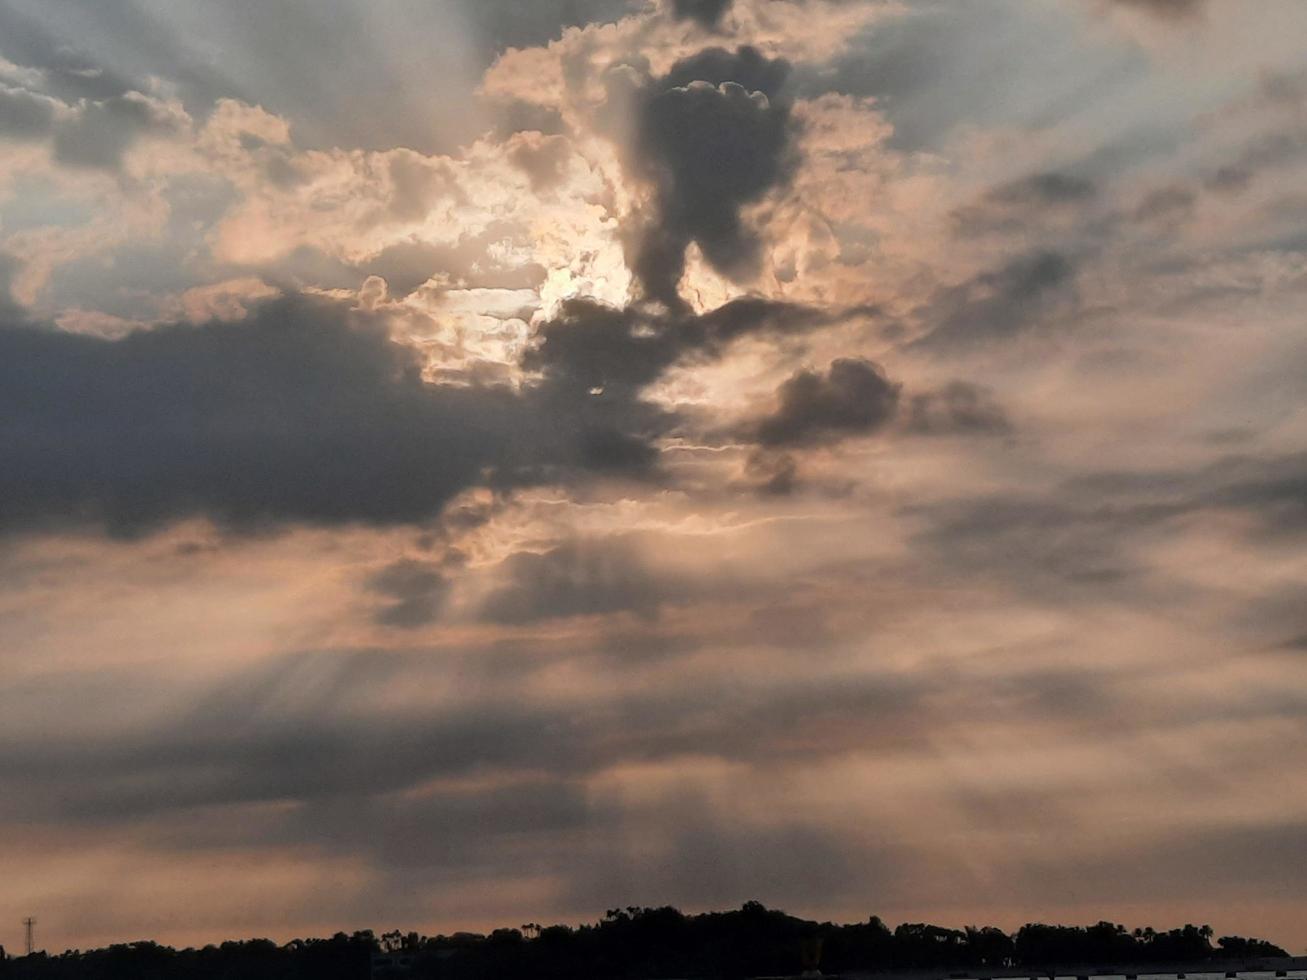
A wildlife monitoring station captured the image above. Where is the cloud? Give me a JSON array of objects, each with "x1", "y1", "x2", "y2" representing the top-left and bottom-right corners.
[
  {"x1": 750, "y1": 358, "x2": 900, "y2": 448},
  {"x1": 989, "y1": 172, "x2": 1098, "y2": 206},
  {"x1": 624, "y1": 47, "x2": 797, "y2": 307},
  {"x1": 467, "y1": 0, "x2": 635, "y2": 53},
  {"x1": 0, "y1": 253, "x2": 26, "y2": 321},
  {"x1": 1205, "y1": 453, "x2": 1307, "y2": 537},
  {"x1": 366, "y1": 559, "x2": 450, "y2": 629},
  {"x1": 0, "y1": 295, "x2": 661, "y2": 538},
  {"x1": 506, "y1": 131, "x2": 574, "y2": 191},
  {"x1": 1068, "y1": 452, "x2": 1307, "y2": 539},
  {"x1": 952, "y1": 172, "x2": 1097, "y2": 237},
  {"x1": 573, "y1": 799, "x2": 901, "y2": 912},
  {"x1": 0, "y1": 0, "x2": 491, "y2": 155},
  {"x1": 798, "y1": 2, "x2": 1146, "y2": 154},
  {"x1": 668, "y1": 0, "x2": 734, "y2": 28},
  {"x1": 913, "y1": 250, "x2": 1077, "y2": 350},
  {"x1": 910, "y1": 494, "x2": 1164, "y2": 597},
  {"x1": 268, "y1": 777, "x2": 604, "y2": 874},
  {"x1": 910, "y1": 451, "x2": 1307, "y2": 600},
  {"x1": 525, "y1": 294, "x2": 877, "y2": 481},
  {"x1": 479, "y1": 538, "x2": 675, "y2": 624},
  {"x1": 52, "y1": 91, "x2": 184, "y2": 169},
  {"x1": 0, "y1": 286, "x2": 867, "y2": 540},
  {"x1": 741, "y1": 449, "x2": 800, "y2": 496},
  {"x1": 0, "y1": 5, "x2": 146, "y2": 103},
  {"x1": 1028, "y1": 820, "x2": 1307, "y2": 904},
  {"x1": 355, "y1": 232, "x2": 547, "y2": 299},
  {"x1": 527, "y1": 295, "x2": 847, "y2": 394},
  {"x1": 1108, "y1": 0, "x2": 1206, "y2": 20},
  {"x1": 904, "y1": 382, "x2": 1011, "y2": 436},
  {"x1": 1132, "y1": 184, "x2": 1196, "y2": 224},
  {"x1": 0, "y1": 83, "x2": 57, "y2": 139},
  {"x1": 0, "y1": 644, "x2": 931, "y2": 827},
  {"x1": 1206, "y1": 127, "x2": 1307, "y2": 194},
  {"x1": 4, "y1": 0, "x2": 1307, "y2": 954}
]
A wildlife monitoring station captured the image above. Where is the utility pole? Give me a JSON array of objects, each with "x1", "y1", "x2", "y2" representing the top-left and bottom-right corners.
[{"x1": 23, "y1": 917, "x2": 35, "y2": 956}]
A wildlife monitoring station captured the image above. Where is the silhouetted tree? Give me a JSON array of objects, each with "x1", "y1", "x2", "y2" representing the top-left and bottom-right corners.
[{"x1": 0, "y1": 905, "x2": 1289, "y2": 980}]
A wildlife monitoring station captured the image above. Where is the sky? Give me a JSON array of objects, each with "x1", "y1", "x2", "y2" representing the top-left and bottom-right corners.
[{"x1": 1, "y1": 0, "x2": 1306, "y2": 957}]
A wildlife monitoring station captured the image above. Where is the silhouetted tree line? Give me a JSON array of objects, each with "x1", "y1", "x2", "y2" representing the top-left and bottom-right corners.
[{"x1": 0, "y1": 902, "x2": 1289, "y2": 980}]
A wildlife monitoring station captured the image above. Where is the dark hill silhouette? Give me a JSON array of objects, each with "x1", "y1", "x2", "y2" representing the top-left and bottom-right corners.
[{"x1": 0, "y1": 903, "x2": 1290, "y2": 980}]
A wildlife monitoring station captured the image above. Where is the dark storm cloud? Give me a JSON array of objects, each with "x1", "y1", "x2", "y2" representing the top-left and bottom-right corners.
[
  {"x1": 0, "y1": 297, "x2": 496, "y2": 534},
  {"x1": 0, "y1": 279, "x2": 857, "y2": 540},
  {"x1": 912, "y1": 250, "x2": 1077, "y2": 350},
  {"x1": 904, "y1": 382, "x2": 1011, "y2": 436},
  {"x1": 668, "y1": 0, "x2": 733, "y2": 28},
  {"x1": 623, "y1": 47, "x2": 797, "y2": 307},
  {"x1": 0, "y1": 295, "x2": 664, "y2": 538},
  {"x1": 750, "y1": 358, "x2": 901, "y2": 448},
  {"x1": 527, "y1": 295, "x2": 852, "y2": 394},
  {"x1": 526, "y1": 294, "x2": 879, "y2": 466}
]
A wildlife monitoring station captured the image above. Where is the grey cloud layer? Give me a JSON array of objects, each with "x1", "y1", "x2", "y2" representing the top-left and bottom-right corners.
[
  {"x1": 912, "y1": 250, "x2": 1077, "y2": 350},
  {"x1": 0, "y1": 297, "x2": 665, "y2": 536},
  {"x1": 911, "y1": 451, "x2": 1307, "y2": 604},
  {"x1": 2, "y1": 0, "x2": 1307, "y2": 952},
  {"x1": 480, "y1": 538, "x2": 676, "y2": 624},
  {"x1": 0, "y1": 290, "x2": 903, "y2": 536},
  {"x1": 0, "y1": 645, "x2": 929, "y2": 824}
]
